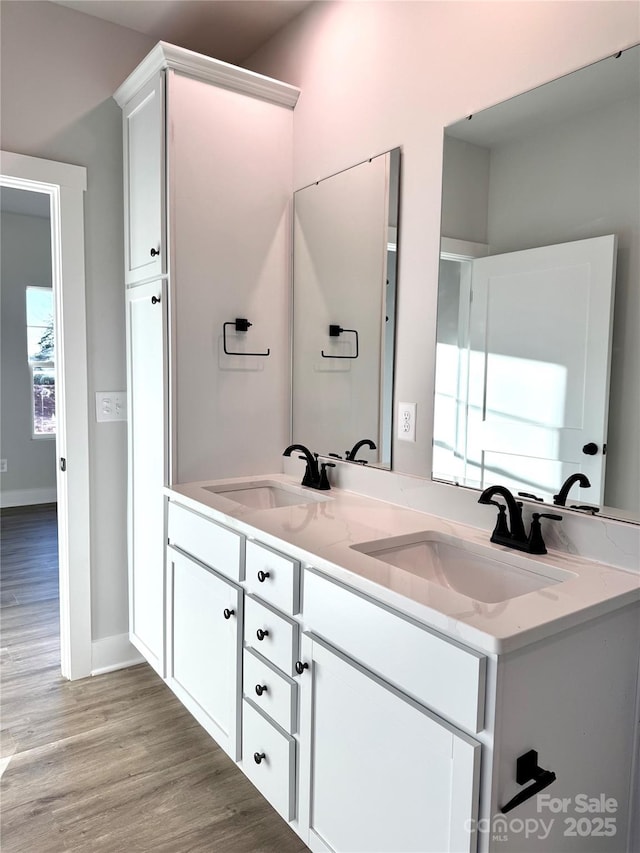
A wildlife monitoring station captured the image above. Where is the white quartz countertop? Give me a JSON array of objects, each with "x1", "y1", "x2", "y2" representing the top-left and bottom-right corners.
[{"x1": 166, "y1": 474, "x2": 640, "y2": 655}]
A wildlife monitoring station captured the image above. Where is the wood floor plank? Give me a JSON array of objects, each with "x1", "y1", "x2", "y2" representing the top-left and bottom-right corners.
[{"x1": 0, "y1": 505, "x2": 307, "y2": 852}]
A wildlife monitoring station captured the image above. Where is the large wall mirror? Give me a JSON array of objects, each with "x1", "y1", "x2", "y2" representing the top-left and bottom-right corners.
[
  {"x1": 292, "y1": 148, "x2": 400, "y2": 467},
  {"x1": 433, "y1": 45, "x2": 639, "y2": 523}
]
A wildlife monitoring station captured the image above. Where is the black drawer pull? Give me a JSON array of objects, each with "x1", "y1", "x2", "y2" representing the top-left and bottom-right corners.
[
  {"x1": 257, "y1": 570, "x2": 270, "y2": 583},
  {"x1": 255, "y1": 684, "x2": 268, "y2": 697},
  {"x1": 223, "y1": 608, "x2": 235, "y2": 620},
  {"x1": 295, "y1": 660, "x2": 309, "y2": 675},
  {"x1": 256, "y1": 628, "x2": 269, "y2": 641},
  {"x1": 254, "y1": 752, "x2": 266, "y2": 765}
]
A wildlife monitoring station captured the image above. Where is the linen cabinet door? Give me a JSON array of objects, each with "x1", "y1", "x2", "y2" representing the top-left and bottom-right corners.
[
  {"x1": 126, "y1": 279, "x2": 167, "y2": 677},
  {"x1": 166, "y1": 546, "x2": 242, "y2": 761},
  {"x1": 122, "y1": 71, "x2": 165, "y2": 285},
  {"x1": 298, "y1": 635, "x2": 481, "y2": 853}
]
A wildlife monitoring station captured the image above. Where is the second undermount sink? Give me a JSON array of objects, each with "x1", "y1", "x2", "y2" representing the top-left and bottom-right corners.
[
  {"x1": 351, "y1": 531, "x2": 576, "y2": 603},
  {"x1": 203, "y1": 480, "x2": 331, "y2": 510}
]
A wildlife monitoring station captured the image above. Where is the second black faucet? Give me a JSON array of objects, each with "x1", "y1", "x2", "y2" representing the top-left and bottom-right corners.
[{"x1": 283, "y1": 444, "x2": 333, "y2": 491}]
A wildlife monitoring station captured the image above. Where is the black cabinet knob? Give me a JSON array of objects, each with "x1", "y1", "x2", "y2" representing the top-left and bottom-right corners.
[
  {"x1": 582, "y1": 442, "x2": 598, "y2": 455},
  {"x1": 223, "y1": 608, "x2": 235, "y2": 620},
  {"x1": 255, "y1": 684, "x2": 268, "y2": 697},
  {"x1": 151, "y1": 295, "x2": 161, "y2": 305},
  {"x1": 257, "y1": 570, "x2": 270, "y2": 583},
  {"x1": 150, "y1": 247, "x2": 160, "y2": 257},
  {"x1": 295, "y1": 660, "x2": 308, "y2": 675},
  {"x1": 253, "y1": 752, "x2": 266, "y2": 765},
  {"x1": 256, "y1": 628, "x2": 269, "y2": 641}
]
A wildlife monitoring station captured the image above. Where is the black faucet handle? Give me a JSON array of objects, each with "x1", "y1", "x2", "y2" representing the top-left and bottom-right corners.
[
  {"x1": 527, "y1": 512, "x2": 562, "y2": 555},
  {"x1": 318, "y1": 462, "x2": 335, "y2": 491},
  {"x1": 518, "y1": 491, "x2": 544, "y2": 502},
  {"x1": 493, "y1": 504, "x2": 510, "y2": 537}
]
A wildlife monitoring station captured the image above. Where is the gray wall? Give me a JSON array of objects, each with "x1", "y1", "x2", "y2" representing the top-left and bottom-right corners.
[
  {"x1": 441, "y1": 136, "x2": 489, "y2": 244},
  {"x1": 0, "y1": 0, "x2": 154, "y2": 641},
  {"x1": 0, "y1": 210, "x2": 56, "y2": 495}
]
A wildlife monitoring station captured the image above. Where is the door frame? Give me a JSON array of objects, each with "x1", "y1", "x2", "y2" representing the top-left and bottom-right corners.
[{"x1": 1, "y1": 150, "x2": 92, "y2": 680}]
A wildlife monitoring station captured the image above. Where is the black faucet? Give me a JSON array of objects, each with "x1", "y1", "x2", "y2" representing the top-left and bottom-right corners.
[
  {"x1": 478, "y1": 485, "x2": 528, "y2": 545},
  {"x1": 346, "y1": 438, "x2": 377, "y2": 463},
  {"x1": 553, "y1": 473, "x2": 591, "y2": 506},
  {"x1": 283, "y1": 444, "x2": 322, "y2": 489},
  {"x1": 479, "y1": 484, "x2": 561, "y2": 554}
]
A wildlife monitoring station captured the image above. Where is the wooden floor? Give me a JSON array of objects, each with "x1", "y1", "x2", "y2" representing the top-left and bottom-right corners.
[{"x1": 1, "y1": 504, "x2": 307, "y2": 852}]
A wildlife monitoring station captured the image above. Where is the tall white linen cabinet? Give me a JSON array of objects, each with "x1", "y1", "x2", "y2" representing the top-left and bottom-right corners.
[{"x1": 114, "y1": 43, "x2": 299, "y2": 677}]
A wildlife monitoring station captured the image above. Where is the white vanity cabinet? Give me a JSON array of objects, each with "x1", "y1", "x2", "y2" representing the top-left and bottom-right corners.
[
  {"x1": 298, "y1": 634, "x2": 481, "y2": 853},
  {"x1": 162, "y1": 492, "x2": 640, "y2": 853}
]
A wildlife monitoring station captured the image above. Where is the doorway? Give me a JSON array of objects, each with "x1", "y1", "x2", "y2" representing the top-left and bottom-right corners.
[{"x1": 1, "y1": 151, "x2": 92, "y2": 680}]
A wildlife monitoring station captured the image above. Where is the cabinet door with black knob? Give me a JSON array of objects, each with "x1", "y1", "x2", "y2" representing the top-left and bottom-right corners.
[
  {"x1": 122, "y1": 72, "x2": 165, "y2": 285},
  {"x1": 165, "y1": 545, "x2": 242, "y2": 760},
  {"x1": 126, "y1": 279, "x2": 168, "y2": 678},
  {"x1": 298, "y1": 634, "x2": 481, "y2": 853}
]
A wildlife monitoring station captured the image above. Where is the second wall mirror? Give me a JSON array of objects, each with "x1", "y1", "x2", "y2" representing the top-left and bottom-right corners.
[
  {"x1": 292, "y1": 148, "x2": 400, "y2": 468},
  {"x1": 433, "y1": 45, "x2": 639, "y2": 523}
]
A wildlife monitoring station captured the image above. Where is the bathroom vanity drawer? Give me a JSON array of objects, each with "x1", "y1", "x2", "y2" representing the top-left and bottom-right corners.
[
  {"x1": 244, "y1": 595, "x2": 299, "y2": 677},
  {"x1": 243, "y1": 648, "x2": 297, "y2": 733},
  {"x1": 167, "y1": 502, "x2": 244, "y2": 582},
  {"x1": 303, "y1": 568, "x2": 486, "y2": 733},
  {"x1": 242, "y1": 699, "x2": 296, "y2": 822},
  {"x1": 245, "y1": 540, "x2": 300, "y2": 615}
]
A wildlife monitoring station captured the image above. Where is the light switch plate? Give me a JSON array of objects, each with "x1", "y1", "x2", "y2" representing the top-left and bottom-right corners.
[{"x1": 95, "y1": 392, "x2": 127, "y2": 422}]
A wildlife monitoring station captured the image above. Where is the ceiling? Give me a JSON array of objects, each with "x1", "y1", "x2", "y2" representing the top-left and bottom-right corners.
[{"x1": 51, "y1": 0, "x2": 313, "y2": 64}]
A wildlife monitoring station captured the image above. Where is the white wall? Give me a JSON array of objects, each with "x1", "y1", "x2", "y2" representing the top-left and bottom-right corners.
[
  {"x1": 0, "y1": 210, "x2": 57, "y2": 499},
  {"x1": 169, "y1": 72, "x2": 294, "y2": 483},
  {"x1": 0, "y1": 1, "x2": 154, "y2": 641},
  {"x1": 246, "y1": 0, "x2": 639, "y2": 482}
]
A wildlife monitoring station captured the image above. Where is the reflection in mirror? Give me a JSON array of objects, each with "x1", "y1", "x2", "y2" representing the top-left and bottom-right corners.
[
  {"x1": 292, "y1": 148, "x2": 400, "y2": 468},
  {"x1": 433, "y1": 45, "x2": 639, "y2": 523}
]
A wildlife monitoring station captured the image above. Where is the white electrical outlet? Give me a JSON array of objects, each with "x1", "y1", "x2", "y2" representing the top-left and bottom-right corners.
[
  {"x1": 397, "y1": 402, "x2": 416, "y2": 442},
  {"x1": 0, "y1": 459, "x2": 7, "y2": 473},
  {"x1": 95, "y1": 392, "x2": 127, "y2": 422}
]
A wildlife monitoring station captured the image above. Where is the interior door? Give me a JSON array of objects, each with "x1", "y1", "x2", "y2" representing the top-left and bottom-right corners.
[{"x1": 465, "y1": 235, "x2": 616, "y2": 503}]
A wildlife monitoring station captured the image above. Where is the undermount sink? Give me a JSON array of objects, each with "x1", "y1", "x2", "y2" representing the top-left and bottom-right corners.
[
  {"x1": 203, "y1": 480, "x2": 330, "y2": 510},
  {"x1": 351, "y1": 531, "x2": 576, "y2": 603}
]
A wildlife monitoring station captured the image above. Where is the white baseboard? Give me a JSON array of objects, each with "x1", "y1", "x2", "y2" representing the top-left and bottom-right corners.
[
  {"x1": 91, "y1": 633, "x2": 144, "y2": 676},
  {"x1": 0, "y1": 487, "x2": 57, "y2": 508}
]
